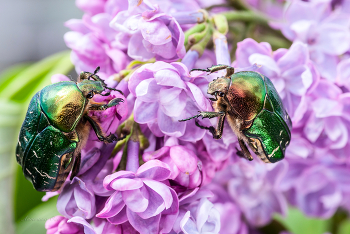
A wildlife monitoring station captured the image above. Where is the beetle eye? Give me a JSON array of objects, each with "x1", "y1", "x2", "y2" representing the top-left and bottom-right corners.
[
  {"x1": 86, "y1": 92, "x2": 94, "y2": 99},
  {"x1": 218, "y1": 92, "x2": 225, "y2": 97}
]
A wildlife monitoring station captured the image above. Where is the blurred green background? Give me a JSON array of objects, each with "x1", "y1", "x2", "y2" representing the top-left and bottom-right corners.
[{"x1": 0, "y1": 1, "x2": 81, "y2": 234}]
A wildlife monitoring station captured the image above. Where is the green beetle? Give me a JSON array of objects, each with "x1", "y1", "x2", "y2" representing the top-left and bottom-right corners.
[
  {"x1": 16, "y1": 67, "x2": 124, "y2": 191},
  {"x1": 180, "y1": 65, "x2": 292, "y2": 163}
]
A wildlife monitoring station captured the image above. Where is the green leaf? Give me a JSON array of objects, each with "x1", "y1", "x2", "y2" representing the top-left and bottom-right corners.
[
  {"x1": 15, "y1": 196, "x2": 59, "y2": 234},
  {"x1": 339, "y1": 219, "x2": 350, "y2": 234},
  {"x1": 13, "y1": 165, "x2": 46, "y2": 222},
  {"x1": 274, "y1": 207, "x2": 332, "y2": 234},
  {"x1": 0, "y1": 63, "x2": 32, "y2": 93},
  {"x1": 0, "y1": 51, "x2": 72, "y2": 102}
]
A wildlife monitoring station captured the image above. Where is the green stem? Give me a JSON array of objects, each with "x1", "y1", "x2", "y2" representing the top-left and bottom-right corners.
[
  {"x1": 184, "y1": 23, "x2": 206, "y2": 46},
  {"x1": 221, "y1": 11, "x2": 269, "y2": 26}
]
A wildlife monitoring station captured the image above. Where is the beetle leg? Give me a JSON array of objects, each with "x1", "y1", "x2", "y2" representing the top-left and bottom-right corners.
[
  {"x1": 194, "y1": 113, "x2": 225, "y2": 139},
  {"x1": 179, "y1": 111, "x2": 224, "y2": 122},
  {"x1": 237, "y1": 139, "x2": 253, "y2": 161},
  {"x1": 85, "y1": 115, "x2": 118, "y2": 143},
  {"x1": 70, "y1": 153, "x2": 81, "y2": 180},
  {"x1": 89, "y1": 98, "x2": 124, "y2": 111},
  {"x1": 190, "y1": 65, "x2": 235, "y2": 77}
]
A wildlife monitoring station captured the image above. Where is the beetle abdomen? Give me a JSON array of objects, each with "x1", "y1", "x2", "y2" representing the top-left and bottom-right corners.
[
  {"x1": 23, "y1": 125, "x2": 77, "y2": 191},
  {"x1": 40, "y1": 82, "x2": 86, "y2": 132},
  {"x1": 228, "y1": 72, "x2": 266, "y2": 121},
  {"x1": 16, "y1": 92, "x2": 41, "y2": 165},
  {"x1": 243, "y1": 109, "x2": 290, "y2": 163},
  {"x1": 264, "y1": 76, "x2": 292, "y2": 131}
]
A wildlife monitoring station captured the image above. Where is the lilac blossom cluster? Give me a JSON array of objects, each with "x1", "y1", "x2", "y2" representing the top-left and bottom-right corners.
[{"x1": 45, "y1": 0, "x2": 350, "y2": 233}]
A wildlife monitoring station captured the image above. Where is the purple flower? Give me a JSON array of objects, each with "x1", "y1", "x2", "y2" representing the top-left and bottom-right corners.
[
  {"x1": 46, "y1": 216, "x2": 95, "y2": 234},
  {"x1": 57, "y1": 177, "x2": 96, "y2": 219},
  {"x1": 64, "y1": 7, "x2": 130, "y2": 76},
  {"x1": 96, "y1": 160, "x2": 178, "y2": 233},
  {"x1": 143, "y1": 145, "x2": 202, "y2": 190},
  {"x1": 223, "y1": 159, "x2": 288, "y2": 226},
  {"x1": 271, "y1": 0, "x2": 350, "y2": 81},
  {"x1": 171, "y1": 189, "x2": 221, "y2": 234},
  {"x1": 234, "y1": 38, "x2": 319, "y2": 123},
  {"x1": 110, "y1": 0, "x2": 186, "y2": 62},
  {"x1": 304, "y1": 79, "x2": 350, "y2": 149},
  {"x1": 282, "y1": 160, "x2": 350, "y2": 218},
  {"x1": 128, "y1": 61, "x2": 212, "y2": 141}
]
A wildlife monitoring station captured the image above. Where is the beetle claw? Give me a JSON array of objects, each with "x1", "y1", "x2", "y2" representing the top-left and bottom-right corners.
[{"x1": 103, "y1": 133, "x2": 119, "y2": 143}]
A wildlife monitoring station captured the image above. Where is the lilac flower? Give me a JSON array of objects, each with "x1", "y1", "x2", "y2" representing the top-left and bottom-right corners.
[
  {"x1": 304, "y1": 79, "x2": 350, "y2": 149},
  {"x1": 110, "y1": 0, "x2": 186, "y2": 62},
  {"x1": 57, "y1": 177, "x2": 96, "y2": 219},
  {"x1": 96, "y1": 160, "x2": 179, "y2": 233},
  {"x1": 336, "y1": 57, "x2": 350, "y2": 91},
  {"x1": 272, "y1": 0, "x2": 350, "y2": 81},
  {"x1": 143, "y1": 145, "x2": 202, "y2": 190},
  {"x1": 281, "y1": 159, "x2": 350, "y2": 218},
  {"x1": 128, "y1": 61, "x2": 212, "y2": 141},
  {"x1": 222, "y1": 159, "x2": 288, "y2": 226},
  {"x1": 234, "y1": 38, "x2": 319, "y2": 123},
  {"x1": 64, "y1": 5, "x2": 130, "y2": 75},
  {"x1": 245, "y1": 0, "x2": 285, "y2": 20},
  {"x1": 46, "y1": 216, "x2": 95, "y2": 234},
  {"x1": 171, "y1": 189, "x2": 221, "y2": 234}
]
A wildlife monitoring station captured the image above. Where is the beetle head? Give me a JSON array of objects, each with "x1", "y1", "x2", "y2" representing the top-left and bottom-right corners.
[
  {"x1": 77, "y1": 80, "x2": 105, "y2": 99},
  {"x1": 207, "y1": 77, "x2": 231, "y2": 101},
  {"x1": 78, "y1": 67, "x2": 124, "y2": 98}
]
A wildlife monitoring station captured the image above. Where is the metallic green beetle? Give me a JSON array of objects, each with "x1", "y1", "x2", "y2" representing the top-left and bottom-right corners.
[
  {"x1": 16, "y1": 67, "x2": 124, "y2": 191},
  {"x1": 180, "y1": 65, "x2": 292, "y2": 163}
]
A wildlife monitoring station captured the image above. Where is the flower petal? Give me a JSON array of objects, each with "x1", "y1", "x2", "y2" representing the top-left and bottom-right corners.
[
  {"x1": 122, "y1": 187, "x2": 149, "y2": 213},
  {"x1": 127, "y1": 208, "x2": 161, "y2": 234},
  {"x1": 97, "y1": 191, "x2": 125, "y2": 218},
  {"x1": 136, "y1": 160, "x2": 171, "y2": 181}
]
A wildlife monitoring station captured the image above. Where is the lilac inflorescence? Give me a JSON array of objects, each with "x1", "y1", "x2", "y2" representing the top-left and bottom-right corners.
[{"x1": 45, "y1": 0, "x2": 350, "y2": 233}]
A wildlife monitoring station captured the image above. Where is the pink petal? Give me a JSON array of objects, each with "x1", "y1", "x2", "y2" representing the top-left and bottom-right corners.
[
  {"x1": 107, "y1": 206, "x2": 128, "y2": 225},
  {"x1": 169, "y1": 146, "x2": 198, "y2": 174},
  {"x1": 96, "y1": 191, "x2": 125, "y2": 218},
  {"x1": 304, "y1": 113, "x2": 325, "y2": 142},
  {"x1": 103, "y1": 171, "x2": 136, "y2": 190},
  {"x1": 67, "y1": 216, "x2": 96, "y2": 234},
  {"x1": 134, "y1": 100, "x2": 159, "y2": 124},
  {"x1": 154, "y1": 69, "x2": 186, "y2": 89},
  {"x1": 136, "y1": 185, "x2": 166, "y2": 219},
  {"x1": 142, "y1": 179, "x2": 173, "y2": 209},
  {"x1": 127, "y1": 209, "x2": 161, "y2": 234},
  {"x1": 136, "y1": 160, "x2": 171, "y2": 181},
  {"x1": 186, "y1": 82, "x2": 212, "y2": 111},
  {"x1": 128, "y1": 33, "x2": 154, "y2": 61},
  {"x1": 159, "y1": 88, "x2": 187, "y2": 117},
  {"x1": 122, "y1": 187, "x2": 149, "y2": 213},
  {"x1": 140, "y1": 19, "x2": 172, "y2": 45},
  {"x1": 277, "y1": 41, "x2": 309, "y2": 72},
  {"x1": 135, "y1": 79, "x2": 161, "y2": 102},
  {"x1": 142, "y1": 146, "x2": 170, "y2": 162},
  {"x1": 158, "y1": 108, "x2": 186, "y2": 137},
  {"x1": 111, "y1": 178, "x2": 144, "y2": 191}
]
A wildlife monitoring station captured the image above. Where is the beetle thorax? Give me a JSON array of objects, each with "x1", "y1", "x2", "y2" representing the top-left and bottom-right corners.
[{"x1": 207, "y1": 77, "x2": 231, "y2": 95}]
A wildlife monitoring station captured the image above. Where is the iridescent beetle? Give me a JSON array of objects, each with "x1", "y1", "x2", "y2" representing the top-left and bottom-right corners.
[
  {"x1": 16, "y1": 67, "x2": 123, "y2": 191},
  {"x1": 180, "y1": 65, "x2": 292, "y2": 163}
]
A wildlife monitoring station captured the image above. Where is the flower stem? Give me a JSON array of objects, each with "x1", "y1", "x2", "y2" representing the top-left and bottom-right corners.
[
  {"x1": 182, "y1": 50, "x2": 199, "y2": 70},
  {"x1": 220, "y1": 11, "x2": 268, "y2": 26},
  {"x1": 214, "y1": 32, "x2": 231, "y2": 65}
]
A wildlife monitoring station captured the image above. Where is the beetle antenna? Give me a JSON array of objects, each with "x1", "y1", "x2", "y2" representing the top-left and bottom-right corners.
[
  {"x1": 94, "y1": 66, "x2": 100, "y2": 75},
  {"x1": 105, "y1": 87, "x2": 124, "y2": 96}
]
